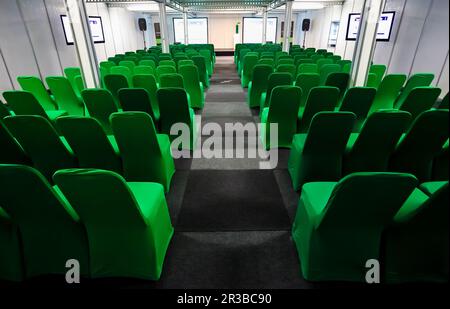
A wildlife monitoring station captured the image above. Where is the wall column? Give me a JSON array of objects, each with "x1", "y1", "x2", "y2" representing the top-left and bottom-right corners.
[
  {"x1": 282, "y1": 0, "x2": 294, "y2": 52},
  {"x1": 183, "y1": 11, "x2": 189, "y2": 45},
  {"x1": 158, "y1": 1, "x2": 170, "y2": 53},
  {"x1": 262, "y1": 9, "x2": 268, "y2": 44}
]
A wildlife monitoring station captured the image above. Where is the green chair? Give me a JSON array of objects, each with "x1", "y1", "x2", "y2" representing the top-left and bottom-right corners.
[
  {"x1": 241, "y1": 54, "x2": 259, "y2": 88},
  {"x1": 288, "y1": 112, "x2": 356, "y2": 190},
  {"x1": 438, "y1": 92, "x2": 449, "y2": 109},
  {"x1": 53, "y1": 168, "x2": 173, "y2": 280},
  {"x1": 46, "y1": 76, "x2": 85, "y2": 116},
  {"x1": 192, "y1": 55, "x2": 210, "y2": 88},
  {"x1": 298, "y1": 63, "x2": 318, "y2": 75},
  {"x1": 366, "y1": 73, "x2": 382, "y2": 88},
  {"x1": 276, "y1": 64, "x2": 296, "y2": 79},
  {"x1": 297, "y1": 58, "x2": 315, "y2": 66},
  {"x1": 104, "y1": 74, "x2": 129, "y2": 106},
  {"x1": 394, "y1": 73, "x2": 435, "y2": 108},
  {"x1": 157, "y1": 88, "x2": 196, "y2": 150},
  {"x1": 298, "y1": 86, "x2": 340, "y2": 133},
  {"x1": 18, "y1": 76, "x2": 59, "y2": 111},
  {"x1": 118, "y1": 88, "x2": 159, "y2": 123},
  {"x1": 368, "y1": 64, "x2": 387, "y2": 88},
  {"x1": 133, "y1": 74, "x2": 160, "y2": 120},
  {"x1": 258, "y1": 58, "x2": 274, "y2": 67},
  {"x1": 337, "y1": 60, "x2": 352, "y2": 70},
  {"x1": 385, "y1": 182, "x2": 449, "y2": 283},
  {"x1": 342, "y1": 63, "x2": 352, "y2": 74},
  {"x1": 247, "y1": 65, "x2": 273, "y2": 108},
  {"x1": 3, "y1": 90, "x2": 67, "y2": 123},
  {"x1": 139, "y1": 59, "x2": 156, "y2": 70},
  {"x1": 433, "y1": 142, "x2": 449, "y2": 181},
  {"x1": 292, "y1": 172, "x2": 417, "y2": 281},
  {"x1": 319, "y1": 64, "x2": 341, "y2": 85},
  {"x1": 133, "y1": 65, "x2": 154, "y2": 75},
  {"x1": 100, "y1": 61, "x2": 116, "y2": 74},
  {"x1": 110, "y1": 66, "x2": 133, "y2": 86},
  {"x1": 338, "y1": 87, "x2": 377, "y2": 132},
  {"x1": 199, "y1": 49, "x2": 213, "y2": 76},
  {"x1": 311, "y1": 54, "x2": 324, "y2": 63},
  {"x1": 278, "y1": 58, "x2": 295, "y2": 66},
  {"x1": 369, "y1": 74, "x2": 407, "y2": 113},
  {"x1": 260, "y1": 72, "x2": 293, "y2": 114},
  {"x1": 159, "y1": 73, "x2": 184, "y2": 89},
  {"x1": 111, "y1": 112, "x2": 175, "y2": 193},
  {"x1": 0, "y1": 121, "x2": 31, "y2": 165},
  {"x1": 397, "y1": 87, "x2": 442, "y2": 121},
  {"x1": 124, "y1": 56, "x2": 139, "y2": 65},
  {"x1": 317, "y1": 58, "x2": 333, "y2": 71},
  {"x1": 389, "y1": 110, "x2": 449, "y2": 182},
  {"x1": 237, "y1": 48, "x2": 251, "y2": 72},
  {"x1": 4, "y1": 115, "x2": 77, "y2": 181},
  {"x1": 325, "y1": 73, "x2": 350, "y2": 99},
  {"x1": 331, "y1": 55, "x2": 342, "y2": 63},
  {"x1": 0, "y1": 164, "x2": 89, "y2": 279},
  {"x1": 343, "y1": 110, "x2": 412, "y2": 175},
  {"x1": 260, "y1": 86, "x2": 302, "y2": 149},
  {"x1": 119, "y1": 60, "x2": 136, "y2": 74},
  {"x1": 56, "y1": 117, "x2": 121, "y2": 174},
  {"x1": 178, "y1": 59, "x2": 194, "y2": 69},
  {"x1": 156, "y1": 65, "x2": 177, "y2": 83},
  {"x1": 64, "y1": 67, "x2": 85, "y2": 99},
  {"x1": 179, "y1": 65, "x2": 205, "y2": 109},
  {"x1": 0, "y1": 102, "x2": 11, "y2": 119},
  {"x1": 159, "y1": 60, "x2": 176, "y2": 68},
  {"x1": 295, "y1": 73, "x2": 320, "y2": 108},
  {"x1": 0, "y1": 206, "x2": 23, "y2": 281},
  {"x1": 81, "y1": 88, "x2": 119, "y2": 135}
]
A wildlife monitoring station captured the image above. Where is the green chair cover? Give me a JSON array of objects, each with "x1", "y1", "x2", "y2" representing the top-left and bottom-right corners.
[
  {"x1": 298, "y1": 63, "x2": 318, "y2": 75},
  {"x1": 369, "y1": 64, "x2": 387, "y2": 87},
  {"x1": 241, "y1": 54, "x2": 259, "y2": 88},
  {"x1": 81, "y1": 88, "x2": 119, "y2": 135},
  {"x1": 316, "y1": 58, "x2": 333, "y2": 71},
  {"x1": 192, "y1": 55, "x2": 210, "y2": 88},
  {"x1": 297, "y1": 58, "x2": 315, "y2": 65},
  {"x1": 179, "y1": 65, "x2": 205, "y2": 109},
  {"x1": 156, "y1": 65, "x2": 177, "y2": 83},
  {"x1": 325, "y1": 73, "x2": 350, "y2": 99},
  {"x1": 394, "y1": 73, "x2": 435, "y2": 108},
  {"x1": 64, "y1": 67, "x2": 84, "y2": 99},
  {"x1": 120, "y1": 60, "x2": 137, "y2": 72},
  {"x1": 338, "y1": 87, "x2": 377, "y2": 132},
  {"x1": 258, "y1": 58, "x2": 274, "y2": 67},
  {"x1": 133, "y1": 65, "x2": 155, "y2": 76},
  {"x1": 199, "y1": 50, "x2": 213, "y2": 76},
  {"x1": 159, "y1": 73, "x2": 184, "y2": 89},
  {"x1": 433, "y1": 142, "x2": 449, "y2": 181},
  {"x1": 111, "y1": 112, "x2": 175, "y2": 192},
  {"x1": 295, "y1": 73, "x2": 321, "y2": 109},
  {"x1": 104, "y1": 74, "x2": 129, "y2": 106},
  {"x1": 118, "y1": 88, "x2": 159, "y2": 123},
  {"x1": 56, "y1": 116, "x2": 122, "y2": 174},
  {"x1": 278, "y1": 58, "x2": 295, "y2": 66},
  {"x1": 319, "y1": 64, "x2": 341, "y2": 85},
  {"x1": 110, "y1": 66, "x2": 133, "y2": 86},
  {"x1": 369, "y1": 74, "x2": 407, "y2": 113},
  {"x1": 133, "y1": 74, "x2": 160, "y2": 120},
  {"x1": 397, "y1": 87, "x2": 442, "y2": 121},
  {"x1": 366, "y1": 73, "x2": 382, "y2": 89},
  {"x1": 139, "y1": 60, "x2": 156, "y2": 70},
  {"x1": 53, "y1": 168, "x2": 173, "y2": 280},
  {"x1": 18, "y1": 76, "x2": 58, "y2": 111},
  {"x1": 46, "y1": 76, "x2": 85, "y2": 116},
  {"x1": 276, "y1": 64, "x2": 296, "y2": 79},
  {"x1": 247, "y1": 65, "x2": 273, "y2": 108},
  {"x1": 0, "y1": 164, "x2": 89, "y2": 279},
  {"x1": 438, "y1": 92, "x2": 449, "y2": 109},
  {"x1": 260, "y1": 72, "x2": 293, "y2": 114},
  {"x1": 0, "y1": 206, "x2": 23, "y2": 281},
  {"x1": 0, "y1": 102, "x2": 11, "y2": 119},
  {"x1": 292, "y1": 172, "x2": 417, "y2": 281},
  {"x1": 178, "y1": 60, "x2": 194, "y2": 69},
  {"x1": 0, "y1": 120, "x2": 31, "y2": 165},
  {"x1": 99, "y1": 61, "x2": 116, "y2": 74},
  {"x1": 288, "y1": 112, "x2": 355, "y2": 190}
]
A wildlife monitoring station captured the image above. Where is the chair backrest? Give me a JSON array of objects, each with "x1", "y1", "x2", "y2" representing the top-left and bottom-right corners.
[
  {"x1": 398, "y1": 87, "x2": 442, "y2": 120},
  {"x1": 104, "y1": 74, "x2": 129, "y2": 104},
  {"x1": 118, "y1": 60, "x2": 136, "y2": 74},
  {"x1": 299, "y1": 86, "x2": 340, "y2": 132},
  {"x1": 317, "y1": 58, "x2": 333, "y2": 70},
  {"x1": 110, "y1": 66, "x2": 133, "y2": 86},
  {"x1": 242, "y1": 54, "x2": 259, "y2": 79},
  {"x1": 110, "y1": 112, "x2": 163, "y2": 181},
  {"x1": 267, "y1": 86, "x2": 302, "y2": 132},
  {"x1": 99, "y1": 61, "x2": 116, "y2": 74},
  {"x1": 395, "y1": 73, "x2": 435, "y2": 108},
  {"x1": 344, "y1": 110, "x2": 412, "y2": 174},
  {"x1": 81, "y1": 88, "x2": 118, "y2": 135},
  {"x1": 178, "y1": 59, "x2": 194, "y2": 69},
  {"x1": 278, "y1": 58, "x2": 295, "y2": 66},
  {"x1": 46, "y1": 76, "x2": 85, "y2": 116},
  {"x1": 117, "y1": 88, "x2": 156, "y2": 120},
  {"x1": 370, "y1": 74, "x2": 407, "y2": 112},
  {"x1": 178, "y1": 65, "x2": 203, "y2": 108},
  {"x1": 276, "y1": 64, "x2": 296, "y2": 79},
  {"x1": 438, "y1": 92, "x2": 449, "y2": 109},
  {"x1": 390, "y1": 110, "x2": 449, "y2": 181},
  {"x1": 17, "y1": 76, "x2": 58, "y2": 111},
  {"x1": 159, "y1": 73, "x2": 184, "y2": 89},
  {"x1": 258, "y1": 58, "x2": 274, "y2": 67},
  {"x1": 0, "y1": 102, "x2": 11, "y2": 119},
  {"x1": 369, "y1": 64, "x2": 387, "y2": 81},
  {"x1": 133, "y1": 65, "x2": 154, "y2": 76},
  {"x1": 63, "y1": 67, "x2": 83, "y2": 95},
  {"x1": 250, "y1": 65, "x2": 274, "y2": 93},
  {"x1": 297, "y1": 58, "x2": 314, "y2": 66},
  {"x1": 0, "y1": 121, "x2": 30, "y2": 165},
  {"x1": 4, "y1": 115, "x2": 77, "y2": 181},
  {"x1": 191, "y1": 55, "x2": 208, "y2": 85},
  {"x1": 3, "y1": 91, "x2": 48, "y2": 120},
  {"x1": 139, "y1": 59, "x2": 156, "y2": 69},
  {"x1": 159, "y1": 60, "x2": 176, "y2": 68},
  {"x1": 156, "y1": 87, "x2": 191, "y2": 136},
  {"x1": 156, "y1": 65, "x2": 177, "y2": 82},
  {"x1": 295, "y1": 73, "x2": 321, "y2": 108},
  {"x1": 319, "y1": 64, "x2": 341, "y2": 85},
  {"x1": 339, "y1": 87, "x2": 377, "y2": 129},
  {"x1": 265, "y1": 72, "x2": 293, "y2": 105},
  {"x1": 325, "y1": 73, "x2": 350, "y2": 97},
  {"x1": 298, "y1": 63, "x2": 318, "y2": 74}
]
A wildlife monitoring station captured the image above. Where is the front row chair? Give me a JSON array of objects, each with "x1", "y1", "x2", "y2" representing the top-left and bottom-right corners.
[
  {"x1": 81, "y1": 88, "x2": 119, "y2": 135},
  {"x1": 292, "y1": 172, "x2": 418, "y2": 281},
  {"x1": 46, "y1": 76, "x2": 85, "y2": 116}
]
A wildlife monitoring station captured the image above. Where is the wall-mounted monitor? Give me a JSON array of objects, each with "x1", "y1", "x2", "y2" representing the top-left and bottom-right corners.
[
  {"x1": 173, "y1": 18, "x2": 209, "y2": 44},
  {"x1": 242, "y1": 17, "x2": 278, "y2": 44},
  {"x1": 346, "y1": 11, "x2": 396, "y2": 41},
  {"x1": 61, "y1": 15, "x2": 105, "y2": 45}
]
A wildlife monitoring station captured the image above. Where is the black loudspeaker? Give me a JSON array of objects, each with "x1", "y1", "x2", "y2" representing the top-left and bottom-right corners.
[
  {"x1": 138, "y1": 18, "x2": 147, "y2": 31},
  {"x1": 302, "y1": 19, "x2": 311, "y2": 31}
]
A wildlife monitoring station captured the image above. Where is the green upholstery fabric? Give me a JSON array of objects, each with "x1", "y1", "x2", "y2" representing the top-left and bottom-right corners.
[
  {"x1": 53, "y1": 169, "x2": 173, "y2": 280},
  {"x1": 157, "y1": 87, "x2": 196, "y2": 150},
  {"x1": 104, "y1": 74, "x2": 129, "y2": 106},
  {"x1": 438, "y1": 92, "x2": 449, "y2": 109},
  {"x1": 433, "y1": 142, "x2": 448, "y2": 181},
  {"x1": 259, "y1": 72, "x2": 293, "y2": 114},
  {"x1": 288, "y1": 112, "x2": 355, "y2": 190},
  {"x1": 394, "y1": 73, "x2": 435, "y2": 108},
  {"x1": 56, "y1": 117, "x2": 122, "y2": 174},
  {"x1": 343, "y1": 110, "x2": 412, "y2": 175},
  {"x1": 338, "y1": 87, "x2": 377, "y2": 132},
  {"x1": 295, "y1": 73, "x2": 320, "y2": 109},
  {"x1": 297, "y1": 58, "x2": 314, "y2": 65},
  {"x1": 419, "y1": 181, "x2": 447, "y2": 196},
  {"x1": 156, "y1": 65, "x2": 177, "y2": 83},
  {"x1": 316, "y1": 59, "x2": 333, "y2": 71},
  {"x1": 4, "y1": 115, "x2": 77, "y2": 181},
  {"x1": 100, "y1": 61, "x2": 116, "y2": 74},
  {"x1": 297, "y1": 63, "x2": 318, "y2": 75},
  {"x1": 276, "y1": 64, "x2": 296, "y2": 79},
  {"x1": 110, "y1": 66, "x2": 133, "y2": 86},
  {"x1": 159, "y1": 73, "x2": 184, "y2": 89},
  {"x1": 258, "y1": 59, "x2": 274, "y2": 67},
  {"x1": 0, "y1": 102, "x2": 11, "y2": 119},
  {"x1": 133, "y1": 65, "x2": 154, "y2": 75},
  {"x1": 119, "y1": 60, "x2": 136, "y2": 74},
  {"x1": 390, "y1": 110, "x2": 449, "y2": 182},
  {"x1": 118, "y1": 88, "x2": 159, "y2": 123},
  {"x1": 179, "y1": 65, "x2": 205, "y2": 109},
  {"x1": 247, "y1": 65, "x2": 273, "y2": 108},
  {"x1": 325, "y1": 73, "x2": 350, "y2": 99},
  {"x1": 319, "y1": 64, "x2": 341, "y2": 86},
  {"x1": 278, "y1": 58, "x2": 295, "y2": 66},
  {"x1": 0, "y1": 120, "x2": 30, "y2": 165},
  {"x1": 17, "y1": 76, "x2": 58, "y2": 111},
  {"x1": 64, "y1": 67, "x2": 84, "y2": 99},
  {"x1": 3, "y1": 90, "x2": 67, "y2": 123},
  {"x1": 0, "y1": 206, "x2": 23, "y2": 281},
  {"x1": 159, "y1": 60, "x2": 176, "y2": 68},
  {"x1": 133, "y1": 74, "x2": 160, "y2": 120},
  {"x1": 369, "y1": 64, "x2": 387, "y2": 88},
  {"x1": 385, "y1": 182, "x2": 449, "y2": 283},
  {"x1": 370, "y1": 74, "x2": 407, "y2": 113},
  {"x1": 241, "y1": 54, "x2": 259, "y2": 88},
  {"x1": 199, "y1": 50, "x2": 213, "y2": 76},
  {"x1": 139, "y1": 60, "x2": 156, "y2": 70},
  {"x1": 0, "y1": 164, "x2": 89, "y2": 278},
  {"x1": 192, "y1": 55, "x2": 210, "y2": 88},
  {"x1": 178, "y1": 60, "x2": 194, "y2": 69},
  {"x1": 397, "y1": 87, "x2": 442, "y2": 120},
  {"x1": 366, "y1": 73, "x2": 381, "y2": 89},
  {"x1": 46, "y1": 76, "x2": 85, "y2": 116},
  {"x1": 292, "y1": 172, "x2": 418, "y2": 282},
  {"x1": 111, "y1": 112, "x2": 175, "y2": 192},
  {"x1": 81, "y1": 89, "x2": 118, "y2": 135},
  {"x1": 298, "y1": 86, "x2": 340, "y2": 133},
  {"x1": 260, "y1": 86, "x2": 302, "y2": 149}
]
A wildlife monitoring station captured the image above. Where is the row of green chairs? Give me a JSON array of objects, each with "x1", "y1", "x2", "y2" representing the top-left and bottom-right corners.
[{"x1": 0, "y1": 164, "x2": 173, "y2": 282}]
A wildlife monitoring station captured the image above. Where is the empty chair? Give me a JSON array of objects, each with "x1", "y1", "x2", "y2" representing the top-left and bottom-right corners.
[
  {"x1": 298, "y1": 63, "x2": 318, "y2": 75},
  {"x1": 56, "y1": 117, "x2": 121, "y2": 174},
  {"x1": 17, "y1": 76, "x2": 58, "y2": 111},
  {"x1": 159, "y1": 60, "x2": 176, "y2": 68},
  {"x1": 0, "y1": 121, "x2": 31, "y2": 165},
  {"x1": 110, "y1": 66, "x2": 133, "y2": 86},
  {"x1": 104, "y1": 74, "x2": 129, "y2": 106},
  {"x1": 111, "y1": 112, "x2": 175, "y2": 192},
  {"x1": 157, "y1": 88, "x2": 196, "y2": 150},
  {"x1": 385, "y1": 182, "x2": 449, "y2": 283},
  {"x1": 438, "y1": 92, "x2": 449, "y2": 109},
  {"x1": 433, "y1": 141, "x2": 449, "y2": 181},
  {"x1": 338, "y1": 87, "x2": 377, "y2": 131},
  {"x1": 4, "y1": 115, "x2": 77, "y2": 181},
  {"x1": 247, "y1": 64, "x2": 273, "y2": 108},
  {"x1": 192, "y1": 55, "x2": 209, "y2": 88},
  {"x1": 139, "y1": 59, "x2": 156, "y2": 70},
  {"x1": 278, "y1": 58, "x2": 295, "y2": 66},
  {"x1": 317, "y1": 58, "x2": 333, "y2": 71},
  {"x1": 394, "y1": 73, "x2": 435, "y2": 108},
  {"x1": 159, "y1": 73, "x2": 184, "y2": 89},
  {"x1": 343, "y1": 110, "x2": 412, "y2": 175},
  {"x1": 319, "y1": 64, "x2": 341, "y2": 85},
  {"x1": 325, "y1": 73, "x2": 350, "y2": 98},
  {"x1": 260, "y1": 72, "x2": 293, "y2": 114},
  {"x1": 3, "y1": 90, "x2": 67, "y2": 123},
  {"x1": 366, "y1": 73, "x2": 382, "y2": 89},
  {"x1": 133, "y1": 65, "x2": 154, "y2": 75},
  {"x1": 368, "y1": 65, "x2": 387, "y2": 88},
  {"x1": 99, "y1": 61, "x2": 116, "y2": 74},
  {"x1": 156, "y1": 65, "x2": 177, "y2": 83},
  {"x1": 337, "y1": 60, "x2": 352, "y2": 70},
  {"x1": 369, "y1": 74, "x2": 407, "y2": 113},
  {"x1": 311, "y1": 54, "x2": 324, "y2": 62},
  {"x1": 64, "y1": 67, "x2": 84, "y2": 99},
  {"x1": 292, "y1": 172, "x2": 417, "y2": 281},
  {"x1": 81, "y1": 89, "x2": 118, "y2": 135},
  {"x1": 0, "y1": 164, "x2": 89, "y2": 279},
  {"x1": 179, "y1": 65, "x2": 205, "y2": 109},
  {"x1": 276, "y1": 64, "x2": 296, "y2": 79},
  {"x1": 199, "y1": 49, "x2": 213, "y2": 76},
  {"x1": 389, "y1": 110, "x2": 449, "y2": 182},
  {"x1": 258, "y1": 58, "x2": 274, "y2": 67},
  {"x1": 119, "y1": 60, "x2": 136, "y2": 73},
  {"x1": 53, "y1": 168, "x2": 173, "y2": 280},
  {"x1": 397, "y1": 87, "x2": 442, "y2": 120},
  {"x1": 298, "y1": 86, "x2": 340, "y2": 133},
  {"x1": 118, "y1": 88, "x2": 159, "y2": 123},
  {"x1": 0, "y1": 102, "x2": 11, "y2": 119},
  {"x1": 288, "y1": 112, "x2": 356, "y2": 190},
  {"x1": 46, "y1": 76, "x2": 85, "y2": 116},
  {"x1": 297, "y1": 58, "x2": 315, "y2": 65},
  {"x1": 241, "y1": 54, "x2": 259, "y2": 88},
  {"x1": 260, "y1": 86, "x2": 302, "y2": 149},
  {"x1": 295, "y1": 73, "x2": 321, "y2": 108},
  {"x1": 0, "y1": 206, "x2": 23, "y2": 281},
  {"x1": 178, "y1": 59, "x2": 194, "y2": 69},
  {"x1": 133, "y1": 74, "x2": 160, "y2": 120}
]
